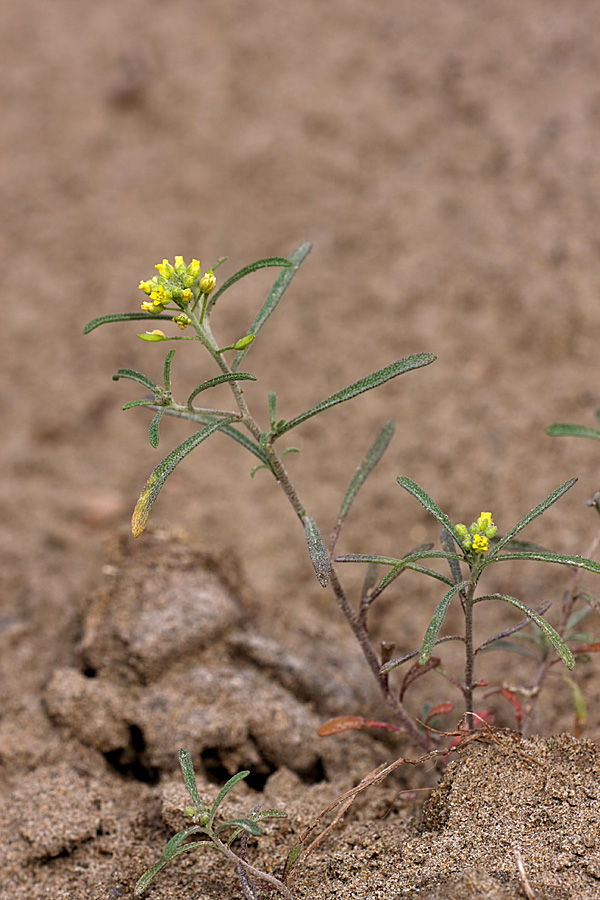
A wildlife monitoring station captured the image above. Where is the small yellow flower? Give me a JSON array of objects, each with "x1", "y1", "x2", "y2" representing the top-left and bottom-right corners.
[
  {"x1": 173, "y1": 314, "x2": 191, "y2": 330},
  {"x1": 472, "y1": 534, "x2": 488, "y2": 553}
]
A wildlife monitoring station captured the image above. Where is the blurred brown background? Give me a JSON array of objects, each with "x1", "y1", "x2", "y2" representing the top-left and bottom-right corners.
[{"x1": 2, "y1": 0, "x2": 600, "y2": 730}]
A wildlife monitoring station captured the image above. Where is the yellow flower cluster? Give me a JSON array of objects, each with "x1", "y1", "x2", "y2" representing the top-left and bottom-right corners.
[
  {"x1": 138, "y1": 256, "x2": 216, "y2": 316},
  {"x1": 455, "y1": 511, "x2": 497, "y2": 555}
]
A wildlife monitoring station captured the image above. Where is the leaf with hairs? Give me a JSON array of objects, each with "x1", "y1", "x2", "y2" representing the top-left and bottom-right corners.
[
  {"x1": 186, "y1": 372, "x2": 256, "y2": 409},
  {"x1": 215, "y1": 817, "x2": 263, "y2": 837},
  {"x1": 487, "y1": 478, "x2": 577, "y2": 558},
  {"x1": 482, "y1": 550, "x2": 600, "y2": 576},
  {"x1": 547, "y1": 424, "x2": 600, "y2": 440},
  {"x1": 148, "y1": 407, "x2": 166, "y2": 448},
  {"x1": 163, "y1": 349, "x2": 176, "y2": 392},
  {"x1": 84, "y1": 312, "x2": 173, "y2": 334},
  {"x1": 332, "y1": 422, "x2": 395, "y2": 540},
  {"x1": 131, "y1": 418, "x2": 236, "y2": 537},
  {"x1": 396, "y1": 477, "x2": 465, "y2": 547},
  {"x1": 209, "y1": 771, "x2": 250, "y2": 826},
  {"x1": 178, "y1": 749, "x2": 207, "y2": 812},
  {"x1": 419, "y1": 581, "x2": 470, "y2": 664},
  {"x1": 474, "y1": 594, "x2": 575, "y2": 669},
  {"x1": 112, "y1": 368, "x2": 158, "y2": 392},
  {"x1": 207, "y1": 256, "x2": 294, "y2": 315},
  {"x1": 273, "y1": 355, "x2": 436, "y2": 439},
  {"x1": 232, "y1": 242, "x2": 312, "y2": 371},
  {"x1": 163, "y1": 827, "x2": 205, "y2": 861},
  {"x1": 303, "y1": 516, "x2": 330, "y2": 587}
]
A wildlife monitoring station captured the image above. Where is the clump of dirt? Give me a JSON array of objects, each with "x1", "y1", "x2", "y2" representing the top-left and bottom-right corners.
[{"x1": 2, "y1": 537, "x2": 600, "y2": 899}]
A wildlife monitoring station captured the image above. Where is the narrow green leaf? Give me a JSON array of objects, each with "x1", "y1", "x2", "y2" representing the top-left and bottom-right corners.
[
  {"x1": 396, "y1": 477, "x2": 465, "y2": 547},
  {"x1": 209, "y1": 771, "x2": 250, "y2": 827},
  {"x1": 268, "y1": 392, "x2": 278, "y2": 429},
  {"x1": 207, "y1": 256, "x2": 294, "y2": 314},
  {"x1": 482, "y1": 550, "x2": 600, "y2": 576},
  {"x1": 163, "y1": 826, "x2": 204, "y2": 861},
  {"x1": 163, "y1": 349, "x2": 176, "y2": 392},
  {"x1": 303, "y1": 516, "x2": 330, "y2": 586},
  {"x1": 334, "y1": 422, "x2": 396, "y2": 533},
  {"x1": 440, "y1": 527, "x2": 464, "y2": 586},
  {"x1": 131, "y1": 418, "x2": 236, "y2": 537},
  {"x1": 134, "y1": 859, "x2": 170, "y2": 897},
  {"x1": 419, "y1": 581, "x2": 470, "y2": 664},
  {"x1": 252, "y1": 808, "x2": 288, "y2": 821},
  {"x1": 112, "y1": 368, "x2": 158, "y2": 392},
  {"x1": 122, "y1": 400, "x2": 155, "y2": 410},
  {"x1": 547, "y1": 424, "x2": 600, "y2": 440},
  {"x1": 274, "y1": 355, "x2": 435, "y2": 439},
  {"x1": 149, "y1": 407, "x2": 166, "y2": 448},
  {"x1": 232, "y1": 242, "x2": 312, "y2": 372},
  {"x1": 186, "y1": 372, "x2": 257, "y2": 409},
  {"x1": 215, "y1": 817, "x2": 263, "y2": 837},
  {"x1": 474, "y1": 594, "x2": 575, "y2": 669},
  {"x1": 487, "y1": 478, "x2": 578, "y2": 559},
  {"x1": 178, "y1": 749, "x2": 206, "y2": 811},
  {"x1": 84, "y1": 312, "x2": 173, "y2": 334},
  {"x1": 336, "y1": 550, "x2": 463, "y2": 567},
  {"x1": 283, "y1": 845, "x2": 303, "y2": 878}
]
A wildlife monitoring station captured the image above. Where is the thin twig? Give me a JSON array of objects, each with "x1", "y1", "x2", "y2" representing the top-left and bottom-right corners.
[{"x1": 514, "y1": 848, "x2": 536, "y2": 900}]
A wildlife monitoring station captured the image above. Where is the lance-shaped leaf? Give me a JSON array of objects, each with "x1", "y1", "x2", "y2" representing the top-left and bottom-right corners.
[
  {"x1": 163, "y1": 349, "x2": 176, "y2": 392},
  {"x1": 123, "y1": 400, "x2": 156, "y2": 411},
  {"x1": 336, "y1": 549, "x2": 463, "y2": 569},
  {"x1": 131, "y1": 417, "x2": 237, "y2": 537},
  {"x1": 487, "y1": 478, "x2": 577, "y2": 559},
  {"x1": 149, "y1": 407, "x2": 166, "y2": 448},
  {"x1": 481, "y1": 550, "x2": 600, "y2": 576},
  {"x1": 441, "y1": 527, "x2": 464, "y2": 586},
  {"x1": 214, "y1": 817, "x2": 263, "y2": 837},
  {"x1": 178, "y1": 748, "x2": 207, "y2": 812},
  {"x1": 134, "y1": 859, "x2": 171, "y2": 897},
  {"x1": 303, "y1": 516, "x2": 330, "y2": 587},
  {"x1": 396, "y1": 477, "x2": 465, "y2": 547},
  {"x1": 163, "y1": 826, "x2": 205, "y2": 861},
  {"x1": 112, "y1": 368, "x2": 158, "y2": 392},
  {"x1": 209, "y1": 771, "x2": 250, "y2": 827},
  {"x1": 547, "y1": 424, "x2": 600, "y2": 440},
  {"x1": 186, "y1": 372, "x2": 257, "y2": 409},
  {"x1": 474, "y1": 594, "x2": 575, "y2": 669},
  {"x1": 273, "y1": 355, "x2": 436, "y2": 439},
  {"x1": 206, "y1": 256, "x2": 293, "y2": 314},
  {"x1": 232, "y1": 242, "x2": 312, "y2": 372},
  {"x1": 419, "y1": 581, "x2": 470, "y2": 664},
  {"x1": 330, "y1": 422, "x2": 395, "y2": 550},
  {"x1": 84, "y1": 311, "x2": 174, "y2": 334}
]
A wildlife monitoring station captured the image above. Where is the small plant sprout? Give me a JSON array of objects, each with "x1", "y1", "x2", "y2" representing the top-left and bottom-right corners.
[{"x1": 134, "y1": 749, "x2": 290, "y2": 899}]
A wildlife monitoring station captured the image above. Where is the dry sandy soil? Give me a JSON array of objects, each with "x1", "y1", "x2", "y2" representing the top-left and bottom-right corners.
[{"x1": 3, "y1": 1, "x2": 600, "y2": 898}]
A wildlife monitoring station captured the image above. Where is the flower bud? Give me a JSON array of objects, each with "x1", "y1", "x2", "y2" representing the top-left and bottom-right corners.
[
  {"x1": 187, "y1": 258, "x2": 201, "y2": 279},
  {"x1": 455, "y1": 523, "x2": 468, "y2": 537},
  {"x1": 137, "y1": 329, "x2": 167, "y2": 342},
  {"x1": 155, "y1": 258, "x2": 174, "y2": 278},
  {"x1": 199, "y1": 270, "x2": 216, "y2": 294},
  {"x1": 485, "y1": 526, "x2": 497, "y2": 539},
  {"x1": 232, "y1": 334, "x2": 256, "y2": 350}
]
